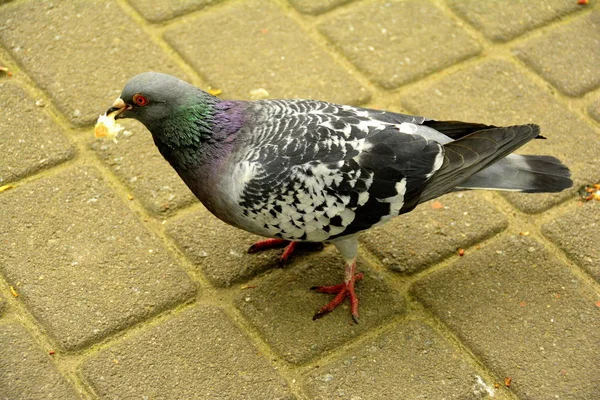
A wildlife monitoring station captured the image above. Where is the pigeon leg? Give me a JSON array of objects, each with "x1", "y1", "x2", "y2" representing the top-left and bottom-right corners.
[
  {"x1": 247, "y1": 238, "x2": 297, "y2": 265},
  {"x1": 247, "y1": 238, "x2": 290, "y2": 253},
  {"x1": 311, "y1": 260, "x2": 363, "y2": 323}
]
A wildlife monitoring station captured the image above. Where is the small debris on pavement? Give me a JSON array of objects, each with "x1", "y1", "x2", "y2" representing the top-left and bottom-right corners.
[
  {"x1": 431, "y1": 201, "x2": 444, "y2": 209},
  {"x1": 579, "y1": 184, "x2": 600, "y2": 201},
  {"x1": 519, "y1": 231, "x2": 530, "y2": 236},
  {"x1": 457, "y1": 248, "x2": 465, "y2": 256},
  {"x1": 0, "y1": 184, "x2": 14, "y2": 193},
  {"x1": 241, "y1": 284, "x2": 257, "y2": 290},
  {"x1": 9, "y1": 286, "x2": 19, "y2": 297},
  {"x1": 208, "y1": 88, "x2": 222, "y2": 96},
  {"x1": 504, "y1": 377, "x2": 512, "y2": 387},
  {"x1": 49, "y1": 350, "x2": 56, "y2": 355},
  {"x1": 0, "y1": 66, "x2": 12, "y2": 76},
  {"x1": 577, "y1": 0, "x2": 589, "y2": 5}
]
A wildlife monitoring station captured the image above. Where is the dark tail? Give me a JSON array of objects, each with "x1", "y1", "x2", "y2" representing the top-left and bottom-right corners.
[
  {"x1": 419, "y1": 124, "x2": 572, "y2": 202},
  {"x1": 454, "y1": 154, "x2": 572, "y2": 192}
]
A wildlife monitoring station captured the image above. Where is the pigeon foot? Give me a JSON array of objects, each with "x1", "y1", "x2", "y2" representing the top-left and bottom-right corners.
[
  {"x1": 248, "y1": 239, "x2": 324, "y2": 266},
  {"x1": 311, "y1": 262, "x2": 363, "y2": 323}
]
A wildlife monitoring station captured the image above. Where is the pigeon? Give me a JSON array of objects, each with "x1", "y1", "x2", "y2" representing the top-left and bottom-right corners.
[{"x1": 105, "y1": 72, "x2": 572, "y2": 323}]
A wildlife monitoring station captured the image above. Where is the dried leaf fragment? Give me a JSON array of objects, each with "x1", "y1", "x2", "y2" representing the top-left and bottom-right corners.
[
  {"x1": 504, "y1": 377, "x2": 512, "y2": 387},
  {"x1": 0, "y1": 184, "x2": 14, "y2": 193}
]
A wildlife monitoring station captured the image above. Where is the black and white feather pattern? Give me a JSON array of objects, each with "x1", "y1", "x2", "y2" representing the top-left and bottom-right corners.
[{"x1": 227, "y1": 100, "x2": 445, "y2": 242}]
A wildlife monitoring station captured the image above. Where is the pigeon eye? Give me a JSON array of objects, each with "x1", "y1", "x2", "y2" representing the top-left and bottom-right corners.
[{"x1": 133, "y1": 93, "x2": 149, "y2": 107}]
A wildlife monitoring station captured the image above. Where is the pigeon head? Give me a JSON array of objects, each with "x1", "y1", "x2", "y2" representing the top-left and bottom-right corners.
[{"x1": 106, "y1": 72, "x2": 215, "y2": 133}]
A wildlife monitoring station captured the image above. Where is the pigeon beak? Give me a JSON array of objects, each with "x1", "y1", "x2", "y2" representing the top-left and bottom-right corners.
[{"x1": 105, "y1": 98, "x2": 130, "y2": 119}]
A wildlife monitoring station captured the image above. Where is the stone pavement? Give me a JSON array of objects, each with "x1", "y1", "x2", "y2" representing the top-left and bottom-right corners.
[{"x1": 0, "y1": 0, "x2": 599, "y2": 399}]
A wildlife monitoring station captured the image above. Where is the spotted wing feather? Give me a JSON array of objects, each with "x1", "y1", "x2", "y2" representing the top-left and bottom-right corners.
[{"x1": 231, "y1": 100, "x2": 444, "y2": 242}]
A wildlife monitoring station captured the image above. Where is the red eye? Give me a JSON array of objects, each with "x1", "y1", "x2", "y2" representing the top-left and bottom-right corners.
[{"x1": 133, "y1": 93, "x2": 149, "y2": 107}]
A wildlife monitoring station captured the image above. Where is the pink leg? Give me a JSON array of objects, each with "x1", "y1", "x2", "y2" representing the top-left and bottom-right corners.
[
  {"x1": 248, "y1": 239, "x2": 298, "y2": 266},
  {"x1": 247, "y1": 238, "x2": 289, "y2": 253},
  {"x1": 311, "y1": 261, "x2": 363, "y2": 323}
]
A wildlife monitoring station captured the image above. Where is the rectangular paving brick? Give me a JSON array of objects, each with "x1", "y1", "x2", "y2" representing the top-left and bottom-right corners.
[
  {"x1": 91, "y1": 121, "x2": 197, "y2": 215},
  {"x1": 319, "y1": 0, "x2": 481, "y2": 89},
  {"x1": 163, "y1": 0, "x2": 369, "y2": 104},
  {"x1": 82, "y1": 306, "x2": 292, "y2": 399},
  {"x1": 0, "y1": 166, "x2": 197, "y2": 351},
  {"x1": 127, "y1": 0, "x2": 219, "y2": 22},
  {"x1": 0, "y1": 323, "x2": 81, "y2": 399},
  {"x1": 288, "y1": 0, "x2": 352, "y2": 15},
  {"x1": 411, "y1": 235, "x2": 600, "y2": 400},
  {"x1": 0, "y1": 81, "x2": 75, "y2": 184},
  {"x1": 165, "y1": 206, "x2": 283, "y2": 287},
  {"x1": 448, "y1": 0, "x2": 580, "y2": 42},
  {"x1": 543, "y1": 202, "x2": 600, "y2": 282},
  {"x1": 590, "y1": 98, "x2": 600, "y2": 123},
  {"x1": 402, "y1": 59, "x2": 600, "y2": 213},
  {"x1": 361, "y1": 191, "x2": 507, "y2": 274},
  {"x1": 303, "y1": 320, "x2": 494, "y2": 399},
  {"x1": 0, "y1": 0, "x2": 190, "y2": 126},
  {"x1": 235, "y1": 250, "x2": 405, "y2": 364},
  {"x1": 514, "y1": 11, "x2": 600, "y2": 96}
]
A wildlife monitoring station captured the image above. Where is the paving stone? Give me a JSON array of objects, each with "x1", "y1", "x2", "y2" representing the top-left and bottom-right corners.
[
  {"x1": 0, "y1": 166, "x2": 197, "y2": 351},
  {"x1": 318, "y1": 0, "x2": 481, "y2": 89},
  {"x1": 303, "y1": 320, "x2": 492, "y2": 399},
  {"x1": 235, "y1": 250, "x2": 405, "y2": 364},
  {"x1": 0, "y1": 81, "x2": 75, "y2": 185},
  {"x1": 163, "y1": 0, "x2": 369, "y2": 104},
  {"x1": 91, "y1": 121, "x2": 197, "y2": 215},
  {"x1": 362, "y1": 191, "x2": 507, "y2": 274},
  {"x1": 448, "y1": 0, "x2": 580, "y2": 42},
  {"x1": 411, "y1": 235, "x2": 600, "y2": 400},
  {"x1": 127, "y1": 0, "x2": 220, "y2": 22},
  {"x1": 288, "y1": 0, "x2": 352, "y2": 15},
  {"x1": 589, "y1": 98, "x2": 600, "y2": 123},
  {"x1": 0, "y1": 0, "x2": 189, "y2": 126},
  {"x1": 543, "y1": 202, "x2": 600, "y2": 282},
  {"x1": 514, "y1": 11, "x2": 600, "y2": 97},
  {"x1": 0, "y1": 323, "x2": 80, "y2": 399},
  {"x1": 166, "y1": 206, "x2": 284, "y2": 287},
  {"x1": 82, "y1": 305, "x2": 292, "y2": 399},
  {"x1": 402, "y1": 59, "x2": 600, "y2": 213}
]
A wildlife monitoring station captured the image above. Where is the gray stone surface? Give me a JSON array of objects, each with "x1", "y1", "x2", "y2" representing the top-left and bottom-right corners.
[
  {"x1": 91, "y1": 120, "x2": 197, "y2": 215},
  {"x1": 448, "y1": 0, "x2": 581, "y2": 42},
  {"x1": 0, "y1": 323, "x2": 80, "y2": 399},
  {"x1": 543, "y1": 201, "x2": 600, "y2": 282},
  {"x1": 362, "y1": 191, "x2": 507, "y2": 274},
  {"x1": 0, "y1": 166, "x2": 197, "y2": 351},
  {"x1": 0, "y1": 81, "x2": 75, "y2": 184},
  {"x1": 127, "y1": 0, "x2": 219, "y2": 22},
  {"x1": 166, "y1": 206, "x2": 283, "y2": 287},
  {"x1": 411, "y1": 235, "x2": 600, "y2": 400},
  {"x1": 319, "y1": 0, "x2": 481, "y2": 89},
  {"x1": 403, "y1": 59, "x2": 600, "y2": 213},
  {"x1": 514, "y1": 11, "x2": 600, "y2": 96},
  {"x1": 303, "y1": 320, "x2": 491, "y2": 399},
  {"x1": 0, "y1": 0, "x2": 189, "y2": 126},
  {"x1": 163, "y1": 0, "x2": 369, "y2": 104},
  {"x1": 235, "y1": 250, "x2": 405, "y2": 364},
  {"x1": 82, "y1": 306, "x2": 292, "y2": 400},
  {"x1": 288, "y1": 0, "x2": 352, "y2": 15}
]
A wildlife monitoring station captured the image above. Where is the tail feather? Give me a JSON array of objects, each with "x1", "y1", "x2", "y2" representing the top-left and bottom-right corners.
[
  {"x1": 419, "y1": 124, "x2": 572, "y2": 202},
  {"x1": 455, "y1": 154, "x2": 572, "y2": 192}
]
